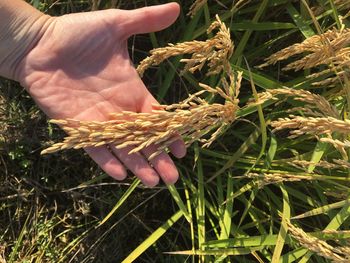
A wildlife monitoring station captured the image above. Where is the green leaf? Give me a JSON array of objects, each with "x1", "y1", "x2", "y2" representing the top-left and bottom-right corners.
[
  {"x1": 219, "y1": 172, "x2": 234, "y2": 240},
  {"x1": 231, "y1": 0, "x2": 269, "y2": 62},
  {"x1": 266, "y1": 134, "x2": 278, "y2": 168},
  {"x1": 195, "y1": 145, "x2": 206, "y2": 251},
  {"x1": 286, "y1": 3, "x2": 315, "y2": 38},
  {"x1": 167, "y1": 184, "x2": 192, "y2": 223},
  {"x1": 271, "y1": 185, "x2": 290, "y2": 262},
  {"x1": 121, "y1": 210, "x2": 183, "y2": 263},
  {"x1": 165, "y1": 246, "x2": 265, "y2": 256},
  {"x1": 307, "y1": 141, "x2": 329, "y2": 173},
  {"x1": 325, "y1": 200, "x2": 350, "y2": 230},
  {"x1": 292, "y1": 199, "x2": 350, "y2": 219},
  {"x1": 99, "y1": 178, "x2": 140, "y2": 226}
]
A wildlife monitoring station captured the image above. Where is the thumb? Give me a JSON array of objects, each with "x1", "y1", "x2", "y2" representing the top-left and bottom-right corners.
[{"x1": 121, "y1": 3, "x2": 180, "y2": 37}]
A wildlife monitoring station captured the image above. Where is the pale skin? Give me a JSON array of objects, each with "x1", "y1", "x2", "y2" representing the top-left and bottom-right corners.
[{"x1": 0, "y1": 1, "x2": 186, "y2": 187}]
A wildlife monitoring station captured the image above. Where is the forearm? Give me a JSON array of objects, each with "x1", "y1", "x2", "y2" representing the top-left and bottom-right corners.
[{"x1": 0, "y1": 0, "x2": 51, "y2": 81}]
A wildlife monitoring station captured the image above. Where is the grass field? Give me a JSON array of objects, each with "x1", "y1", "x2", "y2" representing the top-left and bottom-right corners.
[{"x1": 1, "y1": 0, "x2": 350, "y2": 262}]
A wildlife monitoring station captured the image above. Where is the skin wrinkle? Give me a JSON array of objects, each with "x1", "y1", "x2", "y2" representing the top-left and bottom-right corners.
[{"x1": 27, "y1": 59, "x2": 138, "y2": 117}]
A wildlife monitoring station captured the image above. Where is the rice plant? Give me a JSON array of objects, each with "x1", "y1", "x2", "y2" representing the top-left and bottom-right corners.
[{"x1": 1, "y1": 0, "x2": 350, "y2": 262}]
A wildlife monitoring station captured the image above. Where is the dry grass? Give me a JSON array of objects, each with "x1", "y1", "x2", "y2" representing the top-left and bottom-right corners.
[
  {"x1": 287, "y1": 220, "x2": 350, "y2": 262},
  {"x1": 42, "y1": 16, "x2": 239, "y2": 159},
  {"x1": 136, "y1": 15, "x2": 233, "y2": 77}
]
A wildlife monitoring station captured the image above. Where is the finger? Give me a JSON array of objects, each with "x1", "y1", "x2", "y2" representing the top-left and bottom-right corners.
[
  {"x1": 169, "y1": 138, "x2": 187, "y2": 158},
  {"x1": 121, "y1": 2, "x2": 180, "y2": 37},
  {"x1": 84, "y1": 146, "x2": 127, "y2": 180},
  {"x1": 142, "y1": 145, "x2": 179, "y2": 185},
  {"x1": 110, "y1": 146, "x2": 160, "y2": 187}
]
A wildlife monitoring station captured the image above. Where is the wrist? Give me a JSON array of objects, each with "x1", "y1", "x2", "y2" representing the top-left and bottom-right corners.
[{"x1": 0, "y1": 1, "x2": 52, "y2": 81}]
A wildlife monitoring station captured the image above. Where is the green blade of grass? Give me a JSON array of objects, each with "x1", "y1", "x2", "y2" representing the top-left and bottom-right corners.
[
  {"x1": 121, "y1": 210, "x2": 183, "y2": 263},
  {"x1": 8, "y1": 208, "x2": 31, "y2": 263},
  {"x1": 167, "y1": 184, "x2": 192, "y2": 223},
  {"x1": 224, "y1": 180, "x2": 260, "y2": 203},
  {"x1": 232, "y1": 65, "x2": 284, "y2": 90},
  {"x1": 279, "y1": 247, "x2": 308, "y2": 263},
  {"x1": 193, "y1": 0, "x2": 292, "y2": 38},
  {"x1": 271, "y1": 184, "x2": 290, "y2": 263},
  {"x1": 298, "y1": 251, "x2": 313, "y2": 263},
  {"x1": 219, "y1": 172, "x2": 234, "y2": 240},
  {"x1": 245, "y1": 58, "x2": 268, "y2": 169},
  {"x1": 238, "y1": 189, "x2": 259, "y2": 228},
  {"x1": 328, "y1": 0, "x2": 342, "y2": 29},
  {"x1": 265, "y1": 134, "x2": 278, "y2": 168},
  {"x1": 230, "y1": 22, "x2": 296, "y2": 31},
  {"x1": 203, "y1": 230, "x2": 350, "y2": 248},
  {"x1": 307, "y1": 141, "x2": 329, "y2": 173},
  {"x1": 231, "y1": 0, "x2": 269, "y2": 63},
  {"x1": 99, "y1": 178, "x2": 140, "y2": 226},
  {"x1": 292, "y1": 199, "x2": 350, "y2": 219},
  {"x1": 286, "y1": 3, "x2": 315, "y2": 38},
  {"x1": 195, "y1": 144, "x2": 206, "y2": 253},
  {"x1": 325, "y1": 200, "x2": 350, "y2": 230},
  {"x1": 165, "y1": 246, "x2": 265, "y2": 256},
  {"x1": 182, "y1": 177, "x2": 196, "y2": 261}
]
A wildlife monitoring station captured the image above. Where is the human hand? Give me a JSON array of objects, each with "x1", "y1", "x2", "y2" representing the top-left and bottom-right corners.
[{"x1": 13, "y1": 3, "x2": 186, "y2": 186}]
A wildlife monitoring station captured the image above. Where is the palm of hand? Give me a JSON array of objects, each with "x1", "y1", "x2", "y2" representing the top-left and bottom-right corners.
[
  {"x1": 18, "y1": 4, "x2": 185, "y2": 186},
  {"x1": 21, "y1": 10, "x2": 154, "y2": 120}
]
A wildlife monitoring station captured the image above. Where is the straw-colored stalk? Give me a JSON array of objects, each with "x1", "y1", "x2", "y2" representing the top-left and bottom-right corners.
[
  {"x1": 136, "y1": 15, "x2": 233, "y2": 77},
  {"x1": 248, "y1": 87, "x2": 339, "y2": 118},
  {"x1": 287, "y1": 220, "x2": 350, "y2": 262},
  {"x1": 246, "y1": 172, "x2": 314, "y2": 186},
  {"x1": 41, "y1": 71, "x2": 242, "y2": 159}
]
